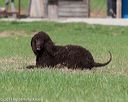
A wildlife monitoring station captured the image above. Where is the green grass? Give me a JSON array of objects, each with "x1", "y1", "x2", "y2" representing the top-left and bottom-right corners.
[
  {"x1": 0, "y1": 21, "x2": 128, "y2": 102},
  {"x1": 0, "y1": 70, "x2": 127, "y2": 102}
]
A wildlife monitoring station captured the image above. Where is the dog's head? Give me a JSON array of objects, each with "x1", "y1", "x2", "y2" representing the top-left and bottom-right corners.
[
  {"x1": 31, "y1": 31, "x2": 54, "y2": 56},
  {"x1": 33, "y1": 32, "x2": 46, "y2": 51}
]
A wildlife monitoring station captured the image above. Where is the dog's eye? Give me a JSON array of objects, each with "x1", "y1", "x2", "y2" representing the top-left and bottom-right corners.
[{"x1": 35, "y1": 39, "x2": 38, "y2": 42}]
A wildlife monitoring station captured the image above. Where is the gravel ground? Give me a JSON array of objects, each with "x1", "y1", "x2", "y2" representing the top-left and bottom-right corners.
[{"x1": 1, "y1": 18, "x2": 128, "y2": 26}]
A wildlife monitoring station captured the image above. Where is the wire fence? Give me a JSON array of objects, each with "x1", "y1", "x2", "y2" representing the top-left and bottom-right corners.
[{"x1": 0, "y1": 0, "x2": 107, "y2": 18}]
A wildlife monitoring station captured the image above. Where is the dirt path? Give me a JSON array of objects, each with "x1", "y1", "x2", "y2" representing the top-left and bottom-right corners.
[{"x1": 1, "y1": 18, "x2": 128, "y2": 26}]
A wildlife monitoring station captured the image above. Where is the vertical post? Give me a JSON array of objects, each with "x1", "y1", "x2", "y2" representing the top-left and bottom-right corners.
[
  {"x1": 116, "y1": 0, "x2": 122, "y2": 18},
  {"x1": 87, "y1": 0, "x2": 90, "y2": 17},
  {"x1": 5, "y1": 0, "x2": 9, "y2": 11},
  {"x1": 18, "y1": 0, "x2": 21, "y2": 18},
  {"x1": 10, "y1": 0, "x2": 16, "y2": 17},
  {"x1": 29, "y1": 0, "x2": 46, "y2": 18},
  {"x1": 48, "y1": 0, "x2": 58, "y2": 19},
  {"x1": 80, "y1": 0, "x2": 90, "y2": 18}
]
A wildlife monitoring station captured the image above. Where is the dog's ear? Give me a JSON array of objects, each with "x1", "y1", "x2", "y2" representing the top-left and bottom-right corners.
[
  {"x1": 31, "y1": 37, "x2": 38, "y2": 55},
  {"x1": 44, "y1": 40, "x2": 54, "y2": 56}
]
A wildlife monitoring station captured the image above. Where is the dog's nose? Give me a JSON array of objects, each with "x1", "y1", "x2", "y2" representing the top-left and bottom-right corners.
[{"x1": 36, "y1": 47, "x2": 40, "y2": 50}]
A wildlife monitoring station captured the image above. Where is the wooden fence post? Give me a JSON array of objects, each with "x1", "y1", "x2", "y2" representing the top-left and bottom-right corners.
[
  {"x1": 87, "y1": 0, "x2": 90, "y2": 17},
  {"x1": 48, "y1": 0, "x2": 58, "y2": 19},
  {"x1": 29, "y1": 0, "x2": 46, "y2": 18},
  {"x1": 116, "y1": 0, "x2": 122, "y2": 18}
]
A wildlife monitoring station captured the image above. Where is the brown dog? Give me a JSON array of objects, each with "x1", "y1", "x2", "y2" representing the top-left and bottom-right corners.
[{"x1": 27, "y1": 31, "x2": 112, "y2": 69}]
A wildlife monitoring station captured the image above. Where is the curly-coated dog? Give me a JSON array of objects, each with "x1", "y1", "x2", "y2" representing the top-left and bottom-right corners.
[{"x1": 27, "y1": 31, "x2": 112, "y2": 69}]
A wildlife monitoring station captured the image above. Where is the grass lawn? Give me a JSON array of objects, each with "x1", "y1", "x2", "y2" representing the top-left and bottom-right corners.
[{"x1": 0, "y1": 21, "x2": 128, "y2": 102}]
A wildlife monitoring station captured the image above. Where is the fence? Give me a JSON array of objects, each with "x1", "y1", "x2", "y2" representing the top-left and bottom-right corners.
[{"x1": 0, "y1": 0, "x2": 107, "y2": 18}]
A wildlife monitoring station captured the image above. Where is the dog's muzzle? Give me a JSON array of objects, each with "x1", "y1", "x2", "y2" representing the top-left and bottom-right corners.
[{"x1": 36, "y1": 47, "x2": 41, "y2": 51}]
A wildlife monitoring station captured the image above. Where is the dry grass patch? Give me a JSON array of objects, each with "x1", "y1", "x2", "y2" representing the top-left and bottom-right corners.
[{"x1": 0, "y1": 31, "x2": 29, "y2": 37}]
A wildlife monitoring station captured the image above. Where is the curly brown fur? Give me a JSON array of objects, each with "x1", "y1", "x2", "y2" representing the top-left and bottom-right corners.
[{"x1": 27, "y1": 31, "x2": 112, "y2": 70}]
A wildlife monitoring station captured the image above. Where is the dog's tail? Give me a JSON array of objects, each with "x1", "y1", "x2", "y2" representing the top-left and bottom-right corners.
[{"x1": 93, "y1": 51, "x2": 112, "y2": 67}]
